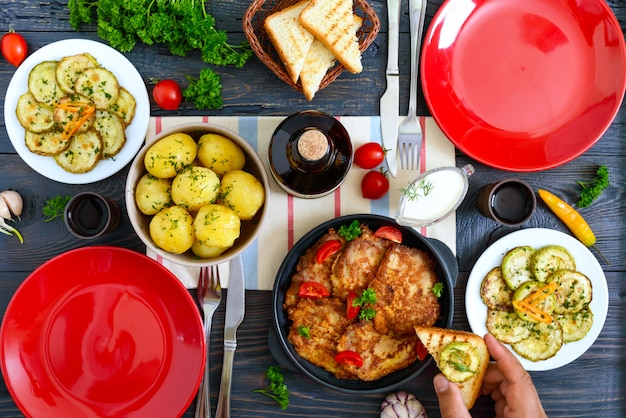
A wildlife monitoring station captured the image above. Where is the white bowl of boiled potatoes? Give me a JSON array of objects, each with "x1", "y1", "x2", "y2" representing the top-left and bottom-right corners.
[{"x1": 126, "y1": 122, "x2": 270, "y2": 266}]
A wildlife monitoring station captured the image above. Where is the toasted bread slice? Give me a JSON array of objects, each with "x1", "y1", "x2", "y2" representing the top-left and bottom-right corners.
[
  {"x1": 300, "y1": 14, "x2": 363, "y2": 100},
  {"x1": 415, "y1": 326, "x2": 489, "y2": 409},
  {"x1": 299, "y1": 0, "x2": 363, "y2": 74},
  {"x1": 264, "y1": 0, "x2": 316, "y2": 84}
]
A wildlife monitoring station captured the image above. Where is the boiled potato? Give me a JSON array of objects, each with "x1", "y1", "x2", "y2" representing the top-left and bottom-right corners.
[
  {"x1": 197, "y1": 133, "x2": 245, "y2": 176},
  {"x1": 149, "y1": 206, "x2": 194, "y2": 254},
  {"x1": 191, "y1": 239, "x2": 230, "y2": 258},
  {"x1": 135, "y1": 173, "x2": 172, "y2": 215},
  {"x1": 171, "y1": 166, "x2": 220, "y2": 211},
  {"x1": 144, "y1": 133, "x2": 197, "y2": 178},
  {"x1": 194, "y1": 204, "x2": 241, "y2": 248},
  {"x1": 219, "y1": 170, "x2": 265, "y2": 220}
]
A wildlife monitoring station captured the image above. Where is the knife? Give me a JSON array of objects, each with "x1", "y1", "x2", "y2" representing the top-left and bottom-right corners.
[
  {"x1": 379, "y1": 0, "x2": 401, "y2": 177},
  {"x1": 215, "y1": 255, "x2": 245, "y2": 418}
]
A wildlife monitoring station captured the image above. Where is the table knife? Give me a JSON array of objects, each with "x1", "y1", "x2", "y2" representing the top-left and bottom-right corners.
[
  {"x1": 215, "y1": 256, "x2": 245, "y2": 418},
  {"x1": 379, "y1": 0, "x2": 401, "y2": 177}
]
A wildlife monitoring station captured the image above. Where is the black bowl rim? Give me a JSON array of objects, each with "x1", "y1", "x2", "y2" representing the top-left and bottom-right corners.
[{"x1": 271, "y1": 214, "x2": 456, "y2": 394}]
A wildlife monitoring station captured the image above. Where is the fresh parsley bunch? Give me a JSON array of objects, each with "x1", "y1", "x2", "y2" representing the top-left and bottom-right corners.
[
  {"x1": 254, "y1": 366, "x2": 289, "y2": 410},
  {"x1": 576, "y1": 165, "x2": 609, "y2": 208}
]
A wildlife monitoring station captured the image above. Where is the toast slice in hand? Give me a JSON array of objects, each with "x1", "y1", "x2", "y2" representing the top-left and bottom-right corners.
[
  {"x1": 300, "y1": 15, "x2": 363, "y2": 101},
  {"x1": 264, "y1": 0, "x2": 316, "y2": 84},
  {"x1": 415, "y1": 326, "x2": 489, "y2": 409},
  {"x1": 299, "y1": 0, "x2": 363, "y2": 74}
]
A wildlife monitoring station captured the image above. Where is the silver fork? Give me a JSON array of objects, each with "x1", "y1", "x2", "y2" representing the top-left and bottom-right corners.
[
  {"x1": 398, "y1": 0, "x2": 427, "y2": 170},
  {"x1": 195, "y1": 266, "x2": 222, "y2": 418}
]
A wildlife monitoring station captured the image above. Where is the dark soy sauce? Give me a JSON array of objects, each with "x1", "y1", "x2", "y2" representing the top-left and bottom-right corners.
[
  {"x1": 491, "y1": 183, "x2": 533, "y2": 223},
  {"x1": 67, "y1": 197, "x2": 108, "y2": 237}
]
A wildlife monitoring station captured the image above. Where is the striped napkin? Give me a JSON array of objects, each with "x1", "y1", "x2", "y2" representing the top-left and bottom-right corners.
[{"x1": 146, "y1": 116, "x2": 456, "y2": 290}]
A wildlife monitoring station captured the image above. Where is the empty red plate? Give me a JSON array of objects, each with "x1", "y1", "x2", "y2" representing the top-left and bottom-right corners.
[
  {"x1": 422, "y1": 0, "x2": 626, "y2": 171},
  {"x1": 0, "y1": 247, "x2": 204, "y2": 417}
]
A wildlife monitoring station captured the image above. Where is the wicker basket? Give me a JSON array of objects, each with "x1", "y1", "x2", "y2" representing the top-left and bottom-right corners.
[{"x1": 243, "y1": 0, "x2": 381, "y2": 96}]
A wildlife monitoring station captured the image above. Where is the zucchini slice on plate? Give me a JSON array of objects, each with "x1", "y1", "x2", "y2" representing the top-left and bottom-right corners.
[
  {"x1": 54, "y1": 130, "x2": 102, "y2": 173},
  {"x1": 25, "y1": 129, "x2": 70, "y2": 156},
  {"x1": 557, "y1": 308, "x2": 594, "y2": 343},
  {"x1": 486, "y1": 309, "x2": 532, "y2": 344},
  {"x1": 94, "y1": 110, "x2": 126, "y2": 158},
  {"x1": 481, "y1": 267, "x2": 514, "y2": 310},
  {"x1": 16, "y1": 92, "x2": 54, "y2": 133},
  {"x1": 55, "y1": 53, "x2": 99, "y2": 94},
  {"x1": 547, "y1": 270, "x2": 593, "y2": 314},
  {"x1": 501, "y1": 245, "x2": 535, "y2": 290},
  {"x1": 512, "y1": 321, "x2": 563, "y2": 361},
  {"x1": 512, "y1": 281, "x2": 556, "y2": 323},
  {"x1": 531, "y1": 245, "x2": 576, "y2": 282},
  {"x1": 28, "y1": 60, "x2": 62, "y2": 106},
  {"x1": 74, "y1": 67, "x2": 120, "y2": 109}
]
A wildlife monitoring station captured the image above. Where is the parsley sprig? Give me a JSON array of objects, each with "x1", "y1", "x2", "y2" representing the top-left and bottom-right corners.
[
  {"x1": 576, "y1": 165, "x2": 609, "y2": 208},
  {"x1": 338, "y1": 220, "x2": 362, "y2": 241},
  {"x1": 43, "y1": 195, "x2": 72, "y2": 222},
  {"x1": 183, "y1": 68, "x2": 223, "y2": 110},
  {"x1": 254, "y1": 366, "x2": 289, "y2": 410},
  {"x1": 352, "y1": 288, "x2": 377, "y2": 321}
]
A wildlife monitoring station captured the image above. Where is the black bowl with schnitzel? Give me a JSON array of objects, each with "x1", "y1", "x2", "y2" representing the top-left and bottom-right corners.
[{"x1": 269, "y1": 214, "x2": 457, "y2": 394}]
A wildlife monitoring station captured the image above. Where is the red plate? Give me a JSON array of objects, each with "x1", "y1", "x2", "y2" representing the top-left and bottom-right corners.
[
  {"x1": 0, "y1": 247, "x2": 204, "y2": 417},
  {"x1": 422, "y1": 0, "x2": 626, "y2": 171}
]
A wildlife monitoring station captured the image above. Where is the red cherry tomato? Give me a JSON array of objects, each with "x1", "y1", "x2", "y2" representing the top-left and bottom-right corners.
[
  {"x1": 334, "y1": 350, "x2": 363, "y2": 368},
  {"x1": 152, "y1": 79, "x2": 182, "y2": 110},
  {"x1": 374, "y1": 226, "x2": 403, "y2": 243},
  {"x1": 1, "y1": 30, "x2": 27, "y2": 67},
  {"x1": 354, "y1": 142, "x2": 385, "y2": 169},
  {"x1": 416, "y1": 338, "x2": 429, "y2": 361},
  {"x1": 298, "y1": 281, "x2": 330, "y2": 299},
  {"x1": 346, "y1": 290, "x2": 360, "y2": 320},
  {"x1": 361, "y1": 170, "x2": 389, "y2": 200},
  {"x1": 315, "y1": 240, "x2": 342, "y2": 264}
]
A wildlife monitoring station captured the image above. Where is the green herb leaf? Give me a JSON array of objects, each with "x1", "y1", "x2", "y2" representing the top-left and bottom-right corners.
[
  {"x1": 254, "y1": 365, "x2": 289, "y2": 410},
  {"x1": 400, "y1": 177, "x2": 434, "y2": 202},
  {"x1": 297, "y1": 325, "x2": 310, "y2": 338},
  {"x1": 576, "y1": 165, "x2": 609, "y2": 208},
  {"x1": 338, "y1": 220, "x2": 362, "y2": 241},
  {"x1": 43, "y1": 195, "x2": 72, "y2": 222},
  {"x1": 432, "y1": 282, "x2": 444, "y2": 298},
  {"x1": 183, "y1": 68, "x2": 223, "y2": 110},
  {"x1": 352, "y1": 288, "x2": 377, "y2": 321}
]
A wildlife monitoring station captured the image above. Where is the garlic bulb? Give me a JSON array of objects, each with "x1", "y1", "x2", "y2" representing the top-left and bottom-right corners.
[
  {"x1": 380, "y1": 391, "x2": 427, "y2": 418},
  {"x1": 0, "y1": 190, "x2": 23, "y2": 218}
]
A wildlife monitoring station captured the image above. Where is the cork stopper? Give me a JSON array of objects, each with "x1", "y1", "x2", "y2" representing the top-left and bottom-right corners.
[{"x1": 297, "y1": 129, "x2": 329, "y2": 161}]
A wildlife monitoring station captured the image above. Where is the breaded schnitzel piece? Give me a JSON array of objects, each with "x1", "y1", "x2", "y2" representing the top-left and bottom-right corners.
[
  {"x1": 371, "y1": 244, "x2": 440, "y2": 336},
  {"x1": 288, "y1": 297, "x2": 354, "y2": 379},
  {"x1": 284, "y1": 229, "x2": 345, "y2": 312},
  {"x1": 330, "y1": 226, "x2": 392, "y2": 300},
  {"x1": 336, "y1": 321, "x2": 419, "y2": 381}
]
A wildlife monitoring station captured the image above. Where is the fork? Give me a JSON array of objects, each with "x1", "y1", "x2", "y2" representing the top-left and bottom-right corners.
[
  {"x1": 398, "y1": 0, "x2": 427, "y2": 170},
  {"x1": 195, "y1": 266, "x2": 222, "y2": 418}
]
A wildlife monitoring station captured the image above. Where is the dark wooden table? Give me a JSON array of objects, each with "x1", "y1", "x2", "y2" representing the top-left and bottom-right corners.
[{"x1": 0, "y1": 0, "x2": 624, "y2": 417}]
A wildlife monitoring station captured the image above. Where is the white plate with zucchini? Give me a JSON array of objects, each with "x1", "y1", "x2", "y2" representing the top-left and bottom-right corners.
[
  {"x1": 4, "y1": 39, "x2": 150, "y2": 184},
  {"x1": 465, "y1": 228, "x2": 608, "y2": 371}
]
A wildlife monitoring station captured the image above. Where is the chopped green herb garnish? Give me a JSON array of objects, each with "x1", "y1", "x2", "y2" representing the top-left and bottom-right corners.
[
  {"x1": 297, "y1": 326, "x2": 310, "y2": 338},
  {"x1": 353, "y1": 287, "x2": 377, "y2": 321},
  {"x1": 338, "y1": 220, "x2": 362, "y2": 241},
  {"x1": 432, "y1": 282, "x2": 444, "y2": 298},
  {"x1": 576, "y1": 165, "x2": 609, "y2": 208},
  {"x1": 254, "y1": 365, "x2": 289, "y2": 410}
]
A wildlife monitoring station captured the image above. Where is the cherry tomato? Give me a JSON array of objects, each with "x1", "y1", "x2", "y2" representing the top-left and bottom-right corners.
[
  {"x1": 346, "y1": 290, "x2": 360, "y2": 320},
  {"x1": 298, "y1": 281, "x2": 330, "y2": 299},
  {"x1": 354, "y1": 142, "x2": 385, "y2": 169},
  {"x1": 1, "y1": 30, "x2": 27, "y2": 67},
  {"x1": 334, "y1": 350, "x2": 363, "y2": 368},
  {"x1": 416, "y1": 338, "x2": 429, "y2": 361},
  {"x1": 361, "y1": 170, "x2": 389, "y2": 199},
  {"x1": 374, "y1": 226, "x2": 403, "y2": 243},
  {"x1": 152, "y1": 79, "x2": 182, "y2": 110},
  {"x1": 316, "y1": 240, "x2": 342, "y2": 264}
]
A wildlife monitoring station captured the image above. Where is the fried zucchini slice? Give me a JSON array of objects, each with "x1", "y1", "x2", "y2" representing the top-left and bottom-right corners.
[
  {"x1": 55, "y1": 53, "x2": 99, "y2": 93},
  {"x1": 74, "y1": 67, "x2": 119, "y2": 109},
  {"x1": 486, "y1": 309, "x2": 532, "y2": 344},
  {"x1": 481, "y1": 267, "x2": 514, "y2": 310},
  {"x1": 53, "y1": 95, "x2": 96, "y2": 134},
  {"x1": 54, "y1": 130, "x2": 102, "y2": 173},
  {"x1": 439, "y1": 342, "x2": 481, "y2": 383},
  {"x1": 501, "y1": 245, "x2": 535, "y2": 290},
  {"x1": 547, "y1": 270, "x2": 593, "y2": 314},
  {"x1": 28, "y1": 60, "x2": 62, "y2": 106},
  {"x1": 109, "y1": 87, "x2": 136, "y2": 125},
  {"x1": 531, "y1": 245, "x2": 576, "y2": 282},
  {"x1": 512, "y1": 321, "x2": 563, "y2": 361},
  {"x1": 25, "y1": 129, "x2": 70, "y2": 156},
  {"x1": 556, "y1": 308, "x2": 593, "y2": 343},
  {"x1": 94, "y1": 110, "x2": 126, "y2": 158},
  {"x1": 16, "y1": 92, "x2": 55, "y2": 133},
  {"x1": 512, "y1": 281, "x2": 556, "y2": 324}
]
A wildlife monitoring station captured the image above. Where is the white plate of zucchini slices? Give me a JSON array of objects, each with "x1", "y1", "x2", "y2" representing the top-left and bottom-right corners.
[
  {"x1": 465, "y1": 228, "x2": 608, "y2": 371},
  {"x1": 4, "y1": 39, "x2": 149, "y2": 184}
]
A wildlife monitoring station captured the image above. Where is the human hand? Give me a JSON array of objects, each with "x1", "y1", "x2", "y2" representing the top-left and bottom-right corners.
[{"x1": 481, "y1": 333, "x2": 547, "y2": 418}]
